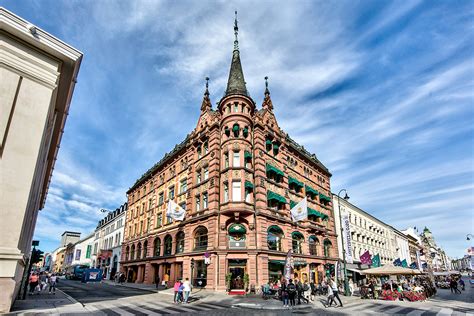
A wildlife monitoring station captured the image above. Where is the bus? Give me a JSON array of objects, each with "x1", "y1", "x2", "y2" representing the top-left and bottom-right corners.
[{"x1": 65, "y1": 264, "x2": 89, "y2": 280}]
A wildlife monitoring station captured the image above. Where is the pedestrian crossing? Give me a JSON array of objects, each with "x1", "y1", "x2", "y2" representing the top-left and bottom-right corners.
[
  {"x1": 87, "y1": 299, "x2": 228, "y2": 315},
  {"x1": 338, "y1": 301, "x2": 474, "y2": 316}
]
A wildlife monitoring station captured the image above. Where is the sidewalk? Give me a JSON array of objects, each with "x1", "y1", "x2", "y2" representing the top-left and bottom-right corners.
[
  {"x1": 7, "y1": 289, "x2": 88, "y2": 315},
  {"x1": 101, "y1": 280, "x2": 161, "y2": 292}
]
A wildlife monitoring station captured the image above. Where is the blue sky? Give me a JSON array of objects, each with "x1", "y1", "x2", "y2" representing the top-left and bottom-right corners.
[{"x1": 5, "y1": 1, "x2": 473, "y2": 258}]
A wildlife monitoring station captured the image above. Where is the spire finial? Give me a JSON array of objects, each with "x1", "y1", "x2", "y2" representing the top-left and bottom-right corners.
[
  {"x1": 264, "y1": 76, "x2": 270, "y2": 95},
  {"x1": 204, "y1": 76, "x2": 210, "y2": 96},
  {"x1": 234, "y1": 11, "x2": 239, "y2": 51}
]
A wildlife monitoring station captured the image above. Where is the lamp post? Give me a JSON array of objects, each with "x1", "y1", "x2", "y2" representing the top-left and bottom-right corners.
[
  {"x1": 337, "y1": 189, "x2": 350, "y2": 296},
  {"x1": 190, "y1": 258, "x2": 195, "y2": 288}
]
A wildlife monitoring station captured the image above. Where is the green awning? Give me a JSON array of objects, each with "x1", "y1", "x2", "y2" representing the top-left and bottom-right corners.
[
  {"x1": 321, "y1": 213, "x2": 329, "y2": 220},
  {"x1": 268, "y1": 225, "x2": 283, "y2": 234},
  {"x1": 273, "y1": 143, "x2": 279, "y2": 150},
  {"x1": 245, "y1": 181, "x2": 254, "y2": 189},
  {"x1": 244, "y1": 151, "x2": 252, "y2": 159},
  {"x1": 268, "y1": 260, "x2": 286, "y2": 265},
  {"x1": 232, "y1": 124, "x2": 240, "y2": 132},
  {"x1": 289, "y1": 177, "x2": 304, "y2": 188},
  {"x1": 266, "y1": 164, "x2": 284, "y2": 177},
  {"x1": 243, "y1": 127, "x2": 249, "y2": 135},
  {"x1": 290, "y1": 200, "x2": 297, "y2": 208},
  {"x1": 308, "y1": 207, "x2": 323, "y2": 217},
  {"x1": 291, "y1": 231, "x2": 304, "y2": 239},
  {"x1": 319, "y1": 193, "x2": 331, "y2": 203},
  {"x1": 305, "y1": 185, "x2": 318, "y2": 197},
  {"x1": 265, "y1": 139, "x2": 272, "y2": 147},
  {"x1": 267, "y1": 191, "x2": 286, "y2": 204},
  {"x1": 228, "y1": 223, "x2": 247, "y2": 234}
]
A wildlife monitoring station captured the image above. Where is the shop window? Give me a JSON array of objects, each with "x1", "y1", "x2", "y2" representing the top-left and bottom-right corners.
[
  {"x1": 176, "y1": 231, "x2": 185, "y2": 254},
  {"x1": 164, "y1": 235, "x2": 172, "y2": 255},
  {"x1": 292, "y1": 232, "x2": 304, "y2": 254},
  {"x1": 324, "y1": 239, "x2": 332, "y2": 257},
  {"x1": 194, "y1": 226, "x2": 208, "y2": 250},
  {"x1": 309, "y1": 236, "x2": 319, "y2": 256},
  {"x1": 193, "y1": 260, "x2": 207, "y2": 287},
  {"x1": 153, "y1": 238, "x2": 161, "y2": 257},
  {"x1": 267, "y1": 225, "x2": 283, "y2": 251}
]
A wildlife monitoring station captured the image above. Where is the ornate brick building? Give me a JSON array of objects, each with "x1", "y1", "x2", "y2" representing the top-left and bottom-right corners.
[{"x1": 121, "y1": 16, "x2": 338, "y2": 291}]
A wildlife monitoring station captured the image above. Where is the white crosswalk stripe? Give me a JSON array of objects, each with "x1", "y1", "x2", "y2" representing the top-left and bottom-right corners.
[{"x1": 437, "y1": 308, "x2": 454, "y2": 316}]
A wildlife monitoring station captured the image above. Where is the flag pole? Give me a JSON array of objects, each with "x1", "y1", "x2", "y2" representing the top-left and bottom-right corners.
[{"x1": 337, "y1": 189, "x2": 351, "y2": 296}]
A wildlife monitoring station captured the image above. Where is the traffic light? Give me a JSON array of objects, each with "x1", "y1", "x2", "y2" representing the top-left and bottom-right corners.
[{"x1": 31, "y1": 248, "x2": 44, "y2": 264}]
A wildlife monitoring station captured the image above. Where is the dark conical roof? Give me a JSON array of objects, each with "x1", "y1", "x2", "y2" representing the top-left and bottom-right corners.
[{"x1": 225, "y1": 12, "x2": 249, "y2": 97}]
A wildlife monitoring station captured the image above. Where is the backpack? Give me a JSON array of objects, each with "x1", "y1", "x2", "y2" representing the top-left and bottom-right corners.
[{"x1": 287, "y1": 284, "x2": 296, "y2": 294}]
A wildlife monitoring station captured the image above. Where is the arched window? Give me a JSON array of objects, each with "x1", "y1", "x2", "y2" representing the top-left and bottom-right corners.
[
  {"x1": 164, "y1": 235, "x2": 172, "y2": 255},
  {"x1": 137, "y1": 242, "x2": 142, "y2": 259},
  {"x1": 153, "y1": 237, "x2": 161, "y2": 257},
  {"x1": 130, "y1": 244, "x2": 135, "y2": 260},
  {"x1": 228, "y1": 223, "x2": 247, "y2": 249},
  {"x1": 125, "y1": 246, "x2": 130, "y2": 261},
  {"x1": 143, "y1": 240, "x2": 148, "y2": 258},
  {"x1": 267, "y1": 225, "x2": 283, "y2": 251},
  {"x1": 176, "y1": 231, "x2": 185, "y2": 254},
  {"x1": 308, "y1": 235, "x2": 319, "y2": 256},
  {"x1": 292, "y1": 232, "x2": 304, "y2": 254},
  {"x1": 194, "y1": 226, "x2": 208, "y2": 250},
  {"x1": 232, "y1": 123, "x2": 240, "y2": 137},
  {"x1": 324, "y1": 239, "x2": 332, "y2": 257}
]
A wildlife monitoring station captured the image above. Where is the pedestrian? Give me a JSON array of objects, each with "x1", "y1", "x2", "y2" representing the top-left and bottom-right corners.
[
  {"x1": 309, "y1": 280, "x2": 316, "y2": 301},
  {"x1": 348, "y1": 278, "x2": 354, "y2": 296},
  {"x1": 183, "y1": 278, "x2": 191, "y2": 303},
  {"x1": 173, "y1": 279, "x2": 181, "y2": 303},
  {"x1": 39, "y1": 272, "x2": 48, "y2": 292},
  {"x1": 155, "y1": 275, "x2": 160, "y2": 289},
  {"x1": 177, "y1": 280, "x2": 184, "y2": 303},
  {"x1": 28, "y1": 273, "x2": 39, "y2": 295},
  {"x1": 287, "y1": 279, "x2": 297, "y2": 308},
  {"x1": 325, "y1": 281, "x2": 336, "y2": 307},
  {"x1": 459, "y1": 278, "x2": 465, "y2": 291},
  {"x1": 297, "y1": 280, "x2": 309, "y2": 304},
  {"x1": 49, "y1": 274, "x2": 57, "y2": 294},
  {"x1": 330, "y1": 278, "x2": 343, "y2": 307},
  {"x1": 281, "y1": 279, "x2": 289, "y2": 308}
]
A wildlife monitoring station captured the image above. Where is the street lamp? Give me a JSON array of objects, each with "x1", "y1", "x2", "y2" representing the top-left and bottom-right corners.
[
  {"x1": 467, "y1": 234, "x2": 474, "y2": 241},
  {"x1": 190, "y1": 258, "x2": 195, "y2": 287},
  {"x1": 100, "y1": 208, "x2": 111, "y2": 213},
  {"x1": 337, "y1": 189, "x2": 350, "y2": 296}
]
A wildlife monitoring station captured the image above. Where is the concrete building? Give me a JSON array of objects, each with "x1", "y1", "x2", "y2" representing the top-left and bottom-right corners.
[
  {"x1": 60, "y1": 231, "x2": 81, "y2": 247},
  {"x1": 71, "y1": 233, "x2": 94, "y2": 267},
  {"x1": 389, "y1": 227, "x2": 410, "y2": 264},
  {"x1": 333, "y1": 195, "x2": 396, "y2": 273},
  {"x1": 401, "y1": 227, "x2": 423, "y2": 267},
  {"x1": 0, "y1": 8, "x2": 82, "y2": 312},
  {"x1": 93, "y1": 204, "x2": 127, "y2": 280},
  {"x1": 420, "y1": 227, "x2": 449, "y2": 271},
  {"x1": 121, "y1": 17, "x2": 338, "y2": 291}
]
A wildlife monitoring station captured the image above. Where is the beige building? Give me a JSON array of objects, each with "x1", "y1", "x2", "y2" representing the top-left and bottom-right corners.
[{"x1": 0, "y1": 8, "x2": 82, "y2": 312}]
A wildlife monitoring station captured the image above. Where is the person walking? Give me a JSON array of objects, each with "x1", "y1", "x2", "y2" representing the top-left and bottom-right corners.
[
  {"x1": 325, "y1": 282, "x2": 336, "y2": 307},
  {"x1": 183, "y1": 278, "x2": 191, "y2": 303},
  {"x1": 330, "y1": 278, "x2": 343, "y2": 307},
  {"x1": 39, "y1": 272, "x2": 48, "y2": 292},
  {"x1": 48, "y1": 274, "x2": 57, "y2": 294},
  {"x1": 28, "y1": 273, "x2": 39, "y2": 295},
  {"x1": 459, "y1": 278, "x2": 465, "y2": 291},
  {"x1": 287, "y1": 279, "x2": 297, "y2": 308},
  {"x1": 281, "y1": 279, "x2": 289, "y2": 308},
  {"x1": 173, "y1": 280, "x2": 181, "y2": 303},
  {"x1": 177, "y1": 281, "x2": 184, "y2": 303}
]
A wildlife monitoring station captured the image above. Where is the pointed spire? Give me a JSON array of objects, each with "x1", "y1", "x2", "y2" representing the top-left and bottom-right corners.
[
  {"x1": 201, "y1": 76, "x2": 212, "y2": 112},
  {"x1": 262, "y1": 76, "x2": 273, "y2": 111},
  {"x1": 225, "y1": 11, "x2": 249, "y2": 97}
]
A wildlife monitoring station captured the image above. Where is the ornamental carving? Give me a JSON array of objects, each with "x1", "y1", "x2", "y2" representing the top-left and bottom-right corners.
[
  {"x1": 244, "y1": 173, "x2": 251, "y2": 180},
  {"x1": 210, "y1": 178, "x2": 215, "y2": 187},
  {"x1": 260, "y1": 177, "x2": 265, "y2": 187},
  {"x1": 266, "y1": 183, "x2": 284, "y2": 196},
  {"x1": 233, "y1": 170, "x2": 240, "y2": 177},
  {"x1": 232, "y1": 143, "x2": 240, "y2": 151}
]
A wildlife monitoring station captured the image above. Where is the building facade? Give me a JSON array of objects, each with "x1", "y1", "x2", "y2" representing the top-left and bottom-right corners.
[
  {"x1": 420, "y1": 227, "x2": 449, "y2": 271},
  {"x1": 401, "y1": 227, "x2": 423, "y2": 267},
  {"x1": 71, "y1": 233, "x2": 94, "y2": 267},
  {"x1": 390, "y1": 227, "x2": 410, "y2": 264},
  {"x1": 93, "y1": 204, "x2": 127, "y2": 280},
  {"x1": 333, "y1": 196, "x2": 396, "y2": 269},
  {"x1": 121, "y1": 19, "x2": 338, "y2": 291},
  {"x1": 0, "y1": 8, "x2": 82, "y2": 312}
]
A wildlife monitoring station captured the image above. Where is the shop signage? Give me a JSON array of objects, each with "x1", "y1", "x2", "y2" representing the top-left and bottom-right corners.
[{"x1": 342, "y1": 212, "x2": 353, "y2": 264}]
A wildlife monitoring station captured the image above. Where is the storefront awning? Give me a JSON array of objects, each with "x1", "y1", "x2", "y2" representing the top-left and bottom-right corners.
[
  {"x1": 268, "y1": 260, "x2": 286, "y2": 265},
  {"x1": 319, "y1": 193, "x2": 331, "y2": 203},
  {"x1": 244, "y1": 151, "x2": 252, "y2": 160},
  {"x1": 308, "y1": 207, "x2": 323, "y2": 218},
  {"x1": 266, "y1": 164, "x2": 284, "y2": 177},
  {"x1": 305, "y1": 185, "x2": 318, "y2": 197},
  {"x1": 245, "y1": 181, "x2": 254, "y2": 190},
  {"x1": 267, "y1": 191, "x2": 286, "y2": 204}
]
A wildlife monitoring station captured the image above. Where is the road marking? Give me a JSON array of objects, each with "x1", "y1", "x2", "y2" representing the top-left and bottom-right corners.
[{"x1": 436, "y1": 308, "x2": 453, "y2": 316}]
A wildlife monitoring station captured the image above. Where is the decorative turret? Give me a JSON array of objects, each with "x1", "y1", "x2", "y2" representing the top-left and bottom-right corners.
[
  {"x1": 224, "y1": 11, "x2": 249, "y2": 98},
  {"x1": 262, "y1": 76, "x2": 273, "y2": 111},
  {"x1": 200, "y1": 77, "x2": 212, "y2": 112}
]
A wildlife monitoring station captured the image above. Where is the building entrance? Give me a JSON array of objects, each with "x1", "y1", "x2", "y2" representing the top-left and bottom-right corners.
[{"x1": 228, "y1": 259, "x2": 247, "y2": 289}]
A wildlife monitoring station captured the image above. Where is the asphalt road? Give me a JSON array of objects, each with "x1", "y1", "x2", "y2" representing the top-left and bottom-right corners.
[{"x1": 57, "y1": 278, "x2": 153, "y2": 303}]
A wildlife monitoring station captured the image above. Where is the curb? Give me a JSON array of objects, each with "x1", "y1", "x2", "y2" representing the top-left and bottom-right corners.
[
  {"x1": 57, "y1": 288, "x2": 81, "y2": 305},
  {"x1": 232, "y1": 302, "x2": 313, "y2": 310}
]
